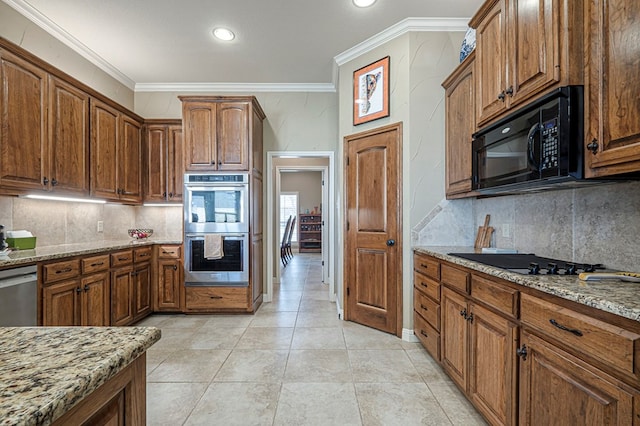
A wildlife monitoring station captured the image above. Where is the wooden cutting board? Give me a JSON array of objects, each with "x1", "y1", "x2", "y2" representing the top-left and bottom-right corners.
[{"x1": 474, "y1": 214, "x2": 492, "y2": 248}]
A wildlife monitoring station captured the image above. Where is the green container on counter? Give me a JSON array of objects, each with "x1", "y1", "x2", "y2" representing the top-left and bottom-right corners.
[{"x1": 6, "y1": 237, "x2": 36, "y2": 250}]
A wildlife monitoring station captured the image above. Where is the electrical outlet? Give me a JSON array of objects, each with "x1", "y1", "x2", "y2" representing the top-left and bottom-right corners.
[
  {"x1": 97, "y1": 221, "x2": 104, "y2": 233},
  {"x1": 502, "y1": 223, "x2": 510, "y2": 238}
]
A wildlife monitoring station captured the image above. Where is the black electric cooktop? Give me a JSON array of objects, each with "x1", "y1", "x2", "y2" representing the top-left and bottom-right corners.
[{"x1": 447, "y1": 253, "x2": 604, "y2": 275}]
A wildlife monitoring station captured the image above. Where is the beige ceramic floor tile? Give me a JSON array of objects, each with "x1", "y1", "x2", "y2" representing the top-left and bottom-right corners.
[
  {"x1": 249, "y1": 311, "x2": 298, "y2": 327},
  {"x1": 214, "y1": 349, "x2": 288, "y2": 383},
  {"x1": 202, "y1": 314, "x2": 254, "y2": 328},
  {"x1": 146, "y1": 348, "x2": 175, "y2": 375},
  {"x1": 427, "y1": 382, "x2": 488, "y2": 426},
  {"x1": 149, "y1": 328, "x2": 197, "y2": 351},
  {"x1": 184, "y1": 382, "x2": 281, "y2": 425},
  {"x1": 298, "y1": 299, "x2": 338, "y2": 313},
  {"x1": 349, "y1": 349, "x2": 423, "y2": 383},
  {"x1": 147, "y1": 349, "x2": 230, "y2": 383},
  {"x1": 291, "y1": 327, "x2": 346, "y2": 350},
  {"x1": 296, "y1": 311, "x2": 343, "y2": 328},
  {"x1": 147, "y1": 382, "x2": 208, "y2": 426},
  {"x1": 273, "y1": 382, "x2": 362, "y2": 426},
  {"x1": 159, "y1": 314, "x2": 210, "y2": 329},
  {"x1": 256, "y1": 299, "x2": 302, "y2": 312},
  {"x1": 404, "y1": 348, "x2": 451, "y2": 383},
  {"x1": 235, "y1": 327, "x2": 294, "y2": 349},
  {"x1": 355, "y1": 382, "x2": 452, "y2": 425},
  {"x1": 185, "y1": 327, "x2": 245, "y2": 350},
  {"x1": 284, "y1": 349, "x2": 352, "y2": 382},
  {"x1": 342, "y1": 323, "x2": 404, "y2": 349}
]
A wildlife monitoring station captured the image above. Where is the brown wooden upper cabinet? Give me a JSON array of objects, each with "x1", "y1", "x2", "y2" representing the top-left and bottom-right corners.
[
  {"x1": 584, "y1": 0, "x2": 640, "y2": 178},
  {"x1": 180, "y1": 96, "x2": 266, "y2": 173},
  {"x1": 0, "y1": 48, "x2": 89, "y2": 195},
  {"x1": 90, "y1": 98, "x2": 143, "y2": 203},
  {"x1": 442, "y1": 52, "x2": 476, "y2": 199},
  {"x1": 144, "y1": 120, "x2": 183, "y2": 203},
  {"x1": 470, "y1": 0, "x2": 583, "y2": 127}
]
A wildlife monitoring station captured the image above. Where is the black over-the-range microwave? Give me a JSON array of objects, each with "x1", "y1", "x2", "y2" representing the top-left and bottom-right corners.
[{"x1": 472, "y1": 85, "x2": 588, "y2": 194}]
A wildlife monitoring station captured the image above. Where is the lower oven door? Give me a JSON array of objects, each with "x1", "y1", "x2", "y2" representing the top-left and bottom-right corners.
[{"x1": 184, "y1": 233, "x2": 249, "y2": 286}]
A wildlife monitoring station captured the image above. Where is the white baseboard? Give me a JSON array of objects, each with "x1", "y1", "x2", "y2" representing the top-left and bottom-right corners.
[{"x1": 402, "y1": 328, "x2": 419, "y2": 343}]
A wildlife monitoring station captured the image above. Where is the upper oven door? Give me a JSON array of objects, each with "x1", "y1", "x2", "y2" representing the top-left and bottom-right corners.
[{"x1": 184, "y1": 183, "x2": 249, "y2": 233}]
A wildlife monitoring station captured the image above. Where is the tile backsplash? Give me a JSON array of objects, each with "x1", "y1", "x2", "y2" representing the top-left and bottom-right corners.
[
  {"x1": 415, "y1": 181, "x2": 640, "y2": 271},
  {"x1": 0, "y1": 196, "x2": 182, "y2": 246}
]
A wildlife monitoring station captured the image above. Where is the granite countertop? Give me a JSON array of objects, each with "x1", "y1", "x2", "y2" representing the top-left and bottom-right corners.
[
  {"x1": 0, "y1": 326, "x2": 161, "y2": 426},
  {"x1": 414, "y1": 246, "x2": 640, "y2": 323},
  {"x1": 0, "y1": 239, "x2": 183, "y2": 269}
]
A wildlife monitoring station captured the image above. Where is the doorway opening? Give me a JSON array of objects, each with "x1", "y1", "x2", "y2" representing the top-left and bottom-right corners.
[{"x1": 266, "y1": 151, "x2": 335, "y2": 304}]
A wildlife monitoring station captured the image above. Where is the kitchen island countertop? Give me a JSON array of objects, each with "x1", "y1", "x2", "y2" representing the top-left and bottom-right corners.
[
  {"x1": 0, "y1": 239, "x2": 182, "y2": 269},
  {"x1": 0, "y1": 326, "x2": 160, "y2": 426},
  {"x1": 414, "y1": 246, "x2": 640, "y2": 323}
]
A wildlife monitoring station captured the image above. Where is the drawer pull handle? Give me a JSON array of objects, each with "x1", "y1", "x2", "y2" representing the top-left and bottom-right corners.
[
  {"x1": 118, "y1": 257, "x2": 130, "y2": 261},
  {"x1": 420, "y1": 304, "x2": 428, "y2": 311},
  {"x1": 549, "y1": 319, "x2": 583, "y2": 337},
  {"x1": 420, "y1": 282, "x2": 428, "y2": 288},
  {"x1": 420, "y1": 263, "x2": 429, "y2": 269},
  {"x1": 209, "y1": 295, "x2": 223, "y2": 299},
  {"x1": 90, "y1": 262, "x2": 104, "y2": 267},
  {"x1": 56, "y1": 268, "x2": 72, "y2": 274},
  {"x1": 139, "y1": 253, "x2": 150, "y2": 257},
  {"x1": 420, "y1": 330, "x2": 429, "y2": 338},
  {"x1": 162, "y1": 251, "x2": 172, "y2": 255}
]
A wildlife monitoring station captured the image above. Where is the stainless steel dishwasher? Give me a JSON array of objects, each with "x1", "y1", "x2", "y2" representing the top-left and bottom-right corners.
[{"x1": 0, "y1": 265, "x2": 38, "y2": 326}]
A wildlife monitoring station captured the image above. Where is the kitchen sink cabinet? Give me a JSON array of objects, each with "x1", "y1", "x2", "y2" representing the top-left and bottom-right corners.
[
  {"x1": 584, "y1": 0, "x2": 640, "y2": 178},
  {"x1": 90, "y1": 98, "x2": 143, "y2": 203},
  {"x1": 470, "y1": 0, "x2": 583, "y2": 127},
  {"x1": 111, "y1": 248, "x2": 152, "y2": 325},
  {"x1": 180, "y1": 96, "x2": 265, "y2": 173},
  {"x1": 156, "y1": 258, "x2": 182, "y2": 312},
  {"x1": 42, "y1": 279, "x2": 81, "y2": 326},
  {"x1": 442, "y1": 51, "x2": 476, "y2": 199},
  {"x1": 144, "y1": 120, "x2": 183, "y2": 203}
]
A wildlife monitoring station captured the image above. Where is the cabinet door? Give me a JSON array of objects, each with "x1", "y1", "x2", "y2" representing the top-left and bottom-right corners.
[
  {"x1": 469, "y1": 303, "x2": 518, "y2": 426},
  {"x1": 441, "y1": 287, "x2": 469, "y2": 391},
  {"x1": 48, "y1": 76, "x2": 89, "y2": 195},
  {"x1": 157, "y1": 259, "x2": 181, "y2": 311},
  {"x1": 183, "y1": 101, "x2": 217, "y2": 171},
  {"x1": 144, "y1": 125, "x2": 168, "y2": 202},
  {"x1": 168, "y1": 125, "x2": 183, "y2": 201},
  {"x1": 119, "y1": 115, "x2": 142, "y2": 203},
  {"x1": 90, "y1": 99, "x2": 119, "y2": 200},
  {"x1": 251, "y1": 237, "x2": 263, "y2": 308},
  {"x1": 80, "y1": 272, "x2": 109, "y2": 326},
  {"x1": 585, "y1": 0, "x2": 640, "y2": 177},
  {"x1": 217, "y1": 102, "x2": 249, "y2": 170},
  {"x1": 133, "y1": 262, "x2": 152, "y2": 320},
  {"x1": 475, "y1": 0, "x2": 508, "y2": 125},
  {"x1": 111, "y1": 266, "x2": 134, "y2": 326},
  {"x1": 519, "y1": 330, "x2": 638, "y2": 426},
  {"x1": 0, "y1": 49, "x2": 47, "y2": 191},
  {"x1": 507, "y1": 0, "x2": 560, "y2": 109},
  {"x1": 42, "y1": 279, "x2": 80, "y2": 326},
  {"x1": 444, "y1": 54, "x2": 475, "y2": 197}
]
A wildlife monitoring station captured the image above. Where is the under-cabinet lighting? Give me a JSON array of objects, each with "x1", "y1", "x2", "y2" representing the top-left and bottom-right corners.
[
  {"x1": 22, "y1": 194, "x2": 106, "y2": 204},
  {"x1": 353, "y1": 0, "x2": 376, "y2": 7},
  {"x1": 143, "y1": 203, "x2": 184, "y2": 207},
  {"x1": 213, "y1": 28, "x2": 235, "y2": 41}
]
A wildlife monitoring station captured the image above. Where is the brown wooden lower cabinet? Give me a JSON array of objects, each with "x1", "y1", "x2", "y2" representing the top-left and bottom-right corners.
[
  {"x1": 441, "y1": 287, "x2": 468, "y2": 390},
  {"x1": 111, "y1": 265, "x2": 134, "y2": 326},
  {"x1": 519, "y1": 330, "x2": 639, "y2": 426},
  {"x1": 132, "y1": 261, "x2": 152, "y2": 321},
  {"x1": 80, "y1": 271, "x2": 110, "y2": 326},
  {"x1": 156, "y1": 244, "x2": 182, "y2": 312},
  {"x1": 185, "y1": 286, "x2": 249, "y2": 311},
  {"x1": 52, "y1": 354, "x2": 147, "y2": 426}
]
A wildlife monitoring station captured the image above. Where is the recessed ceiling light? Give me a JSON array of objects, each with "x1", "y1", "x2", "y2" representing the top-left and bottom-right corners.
[
  {"x1": 213, "y1": 28, "x2": 235, "y2": 41},
  {"x1": 353, "y1": 0, "x2": 376, "y2": 7}
]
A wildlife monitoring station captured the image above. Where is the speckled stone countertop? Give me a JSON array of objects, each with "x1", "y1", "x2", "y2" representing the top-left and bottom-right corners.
[
  {"x1": 0, "y1": 326, "x2": 161, "y2": 426},
  {"x1": 414, "y1": 246, "x2": 640, "y2": 323},
  {"x1": 0, "y1": 239, "x2": 182, "y2": 269}
]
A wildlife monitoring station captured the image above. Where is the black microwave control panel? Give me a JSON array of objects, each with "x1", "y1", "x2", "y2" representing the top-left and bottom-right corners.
[{"x1": 541, "y1": 118, "x2": 559, "y2": 171}]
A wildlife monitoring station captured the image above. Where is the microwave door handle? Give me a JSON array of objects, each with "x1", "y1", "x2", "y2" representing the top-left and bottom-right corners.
[{"x1": 527, "y1": 123, "x2": 541, "y2": 171}]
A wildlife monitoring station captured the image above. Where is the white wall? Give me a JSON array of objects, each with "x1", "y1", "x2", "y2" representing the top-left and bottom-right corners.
[{"x1": 281, "y1": 171, "x2": 322, "y2": 215}]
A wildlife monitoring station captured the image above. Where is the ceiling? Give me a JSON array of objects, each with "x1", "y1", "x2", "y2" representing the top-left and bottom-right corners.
[{"x1": 5, "y1": 0, "x2": 483, "y2": 91}]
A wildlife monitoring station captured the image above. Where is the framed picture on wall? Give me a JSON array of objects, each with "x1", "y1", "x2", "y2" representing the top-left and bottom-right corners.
[{"x1": 353, "y1": 56, "x2": 390, "y2": 126}]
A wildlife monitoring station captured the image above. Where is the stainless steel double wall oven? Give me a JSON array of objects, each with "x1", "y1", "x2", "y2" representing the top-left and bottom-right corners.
[{"x1": 183, "y1": 173, "x2": 250, "y2": 286}]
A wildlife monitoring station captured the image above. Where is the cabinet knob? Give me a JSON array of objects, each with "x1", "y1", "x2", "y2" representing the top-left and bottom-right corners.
[
  {"x1": 386, "y1": 239, "x2": 395, "y2": 246},
  {"x1": 497, "y1": 91, "x2": 506, "y2": 101},
  {"x1": 460, "y1": 309, "x2": 468, "y2": 319},
  {"x1": 168, "y1": 192, "x2": 173, "y2": 198},
  {"x1": 466, "y1": 313, "x2": 474, "y2": 323},
  {"x1": 163, "y1": 191, "x2": 167, "y2": 197},
  {"x1": 505, "y1": 86, "x2": 514, "y2": 96},
  {"x1": 516, "y1": 344, "x2": 528, "y2": 360},
  {"x1": 83, "y1": 285, "x2": 90, "y2": 292},
  {"x1": 43, "y1": 177, "x2": 49, "y2": 185},
  {"x1": 586, "y1": 138, "x2": 599, "y2": 154},
  {"x1": 51, "y1": 178, "x2": 58, "y2": 186},
  {"x1": 173, "y1": 265, "x2": 178, "y2": 271},
  {"x1": 76, "y1": 287, "x2": 82, "y2": 293}
]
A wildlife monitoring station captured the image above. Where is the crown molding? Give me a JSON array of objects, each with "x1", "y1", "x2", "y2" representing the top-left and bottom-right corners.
[
  {"x1": 135, "y1": 82, "x2": 336, "y2": 93},
  {"x1": 4, "y1": 0, "x2": 136, "y2": 90},
  {"x1": 334, "y1": 17, "x2": 469, "y2": 66}
]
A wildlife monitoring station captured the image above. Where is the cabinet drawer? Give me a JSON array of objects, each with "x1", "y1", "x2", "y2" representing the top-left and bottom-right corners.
[
  {"x1": 414, "y1": 253, "x2": 440, "y2": 281},
  {"x1": 133, "y1": 246, "x2": 152, "y2": 263},
  {"x1": 414, "y1": 311, "x2": 441, "y2": 361},
  {"x1": 81, "y1": 254, "x2": 110, "y2": 274},
  {"x1": 520, "y1": 293, "x2": 640, "y2": 378},
  {"x1": 414, "y1": 289, "x2": 441, "y2": 331},
  {"x1": 43, "y1": 259, "x2": 80, "y2": 284},
  {"x1": 413, "y1": 271, "x2": 441, "y2": 302},
  {"x1": 158, "y1": 245, "x2": 181, "y2": 259},
  {"x1": 471, "y1": 274, "x2": 518, "y2": 318},
  {"x1": 441, "y1": 264, "x2": 469, "y2": 294},
  {"x1": 185, "y1": 286, "x2": 248, "y2": 310},
  {"x1": 111, "y1": 250, "x2": 133, "y2": 267}
]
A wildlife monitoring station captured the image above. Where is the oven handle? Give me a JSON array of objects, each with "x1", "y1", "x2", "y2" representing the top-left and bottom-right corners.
[{"x1": 185, "y1": 234, "x2": 246, "y2": 239}]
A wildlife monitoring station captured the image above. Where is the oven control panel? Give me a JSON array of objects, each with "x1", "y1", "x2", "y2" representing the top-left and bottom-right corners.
[
  {"x1": 186, "y1": 174, "x2": 248, "y2": 183},
  {"x1": 541, "y1": 118, "x2": 559, "y2": 172}
]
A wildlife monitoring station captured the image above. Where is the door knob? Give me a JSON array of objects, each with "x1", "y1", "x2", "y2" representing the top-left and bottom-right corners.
[{"x1": 386, "y1": 239, "x2": 395, "y2": 246}]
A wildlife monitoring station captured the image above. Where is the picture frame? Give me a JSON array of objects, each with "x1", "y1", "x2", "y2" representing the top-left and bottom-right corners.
[{"x1": 353, "y1": 56, "x2": 390, "y2": 126}]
